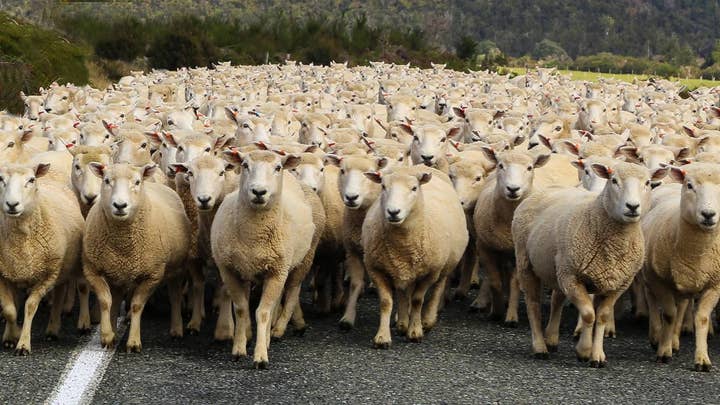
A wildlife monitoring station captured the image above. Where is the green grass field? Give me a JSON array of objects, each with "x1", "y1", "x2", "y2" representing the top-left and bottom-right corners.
[{"x1": 504, "y1": 67, "x2": 719, "y2": 90}]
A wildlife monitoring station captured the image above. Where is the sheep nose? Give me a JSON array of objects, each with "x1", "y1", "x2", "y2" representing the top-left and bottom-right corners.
[
  {"x1": 345, "y1": 194, "x2": 359, "y2": 202},
  {"x1": 5, "y1": 201, "x2": 19, "y2": 209},
  {"x1": 45, "y1": 108, "x2": 52, "y2": 113},
  {"x1": 626, "y1": 203, "x2": 640, "y2": 212},
  {"x1": 506, "y1": 186, "x2": 520, "y2": 194},
  {"x1": 251, "y1": 188, "x2": 267, "y2": 197},
  {"x1": 387, "y1": 208, "x2": 401, "y2": 217},
  {"x1": 701, "y1": 210, "x2": 717, "y2": 220},
  {"x1": 84, "y1": 194, "x2": 97, "y2": 205},
  {"x1": 197, "y1": 195, "x2": 212, "y2": 205},
  {"x1": 113, "y1": 201, "x2": 128, "y2": 210},
  {"x1": 421, "y1": 154, "x2": 434, "y2": 162},
  {"x1": 528, "y1": 142, "x2": 538, "y2": 149}
]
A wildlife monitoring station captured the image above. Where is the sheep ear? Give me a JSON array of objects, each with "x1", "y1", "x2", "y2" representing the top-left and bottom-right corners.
[
  {"x1": 562, "y1": 140, "x2": 580, "y2": 157},
  {"x1": 142, "y1": 164, "x2": 158, "y2": 179},
  {"x1": 88, "y1": 162, "x2": 106, "y2": 179},
  {"x1": 452, "y1": 107, "x2": 466, "y2": 118},
  {"x1": 162, "y1": 132, "x2": 178, "y2": 148},
  {"x1": 416, "y1": 172, "x2": 432, "y2": 185},
  {"x1": 534, "y1": 154, "x2": 551, "y2": 168},
  {"x1": 675, "y1": 147, "x2": 690, "y2": 161},
  {"x1": 480, "y1": 146, "x2": 497, "y2": 164},
  {"x1": 364, "y1": 171, "x2": 382, "y2": 184},
  {"x1": 170, "y1": 163, "x2": 188, "y2": 174},
  {"x1": 399, "y1": 123, "x2": 414, "y2": 136},
  {"x1": 570, "y1": 159, "x2": 585, "y2": 170},
  {"x1": 304, "y1": 144, "x2": 319, "y2": 153},
  {"x1": 324, "y1": 154, "x2": 343, "y2": 167},
  {"x1": 144, "y1": 131, "x2": 163, "y2": 146},
  {"x1": 682, "y1": 125, "x2": 697, "y2": 137},
  {"x1": 538, "y1": 135, "x2": 553, "y2": 150},
  {"x1": 374, "y1": 118, "x2": 387, "y2": 131},
  {"x1": 225, "y1": 107, "x2": 239, "y2": 123},
  {"x1": 651, "y1": 167, "x2": 669, "y2": 182},
  {"x1": 213, "y1": 134, "x2": 232, "y2": 151},
  {"x1": 512, "y1": 134, "x2": 525, "y2": 147},
  {"x1": 20, "y1": 91, "x2": 27, "y2": 101},
  {"x1": 224, "y1": 163, "x2": 236, "y2": 171},
  {"x1": 222, "y1": 149, "x2": 244, "y2": 165},
  {"x1": 20, "y1": 129, "x2": 33, "y2": 143},
  {"x1": 281, "y1": 154, "x2": 301, "y2": 170},
  {"x1": 615, "y1": 146, "x2": 640, "y2": 162},
  {"x1": 591, "y1": 164, "x2": 613, "y2": 179},
  {"x1": 35, "y1": 163, "x2": 50, "y2": 178},
  {"x1": 447, "y1": 126, "x2": 462, "y2": 140},
  {"x1": 668, "y1": 167, "x2": 686, "y2": 182}
]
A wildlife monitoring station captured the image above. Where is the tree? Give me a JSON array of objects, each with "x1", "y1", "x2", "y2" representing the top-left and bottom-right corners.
[{"x1": 455, "y1": 35, "x2": 478, "y2": 60}]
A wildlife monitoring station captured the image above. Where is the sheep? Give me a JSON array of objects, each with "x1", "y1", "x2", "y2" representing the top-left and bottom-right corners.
[
  {"x1": 642, "y1": 163, "x2": 720, "y2": 371},
  {"x1": 211, "y1": 149, "x2": 316, "y2": 368},
  {"x1": 513, "y1": 162, "x2": 666, "y2": 365},
  {"x1": 404, "y1": 123, "x2": 461, "y2": 173},
  {"x1": 0, "y1": 162, "x2": 84, "y2": 354},
  {"x1": 69, "y1": 145, "x2": 113, "y2": 216},
  {"x1": 82, "y1": 163, "x2": 191, "y2": 352},
  {"x1": 361, "y1": 166, "x2": 468, "y2": 346}
]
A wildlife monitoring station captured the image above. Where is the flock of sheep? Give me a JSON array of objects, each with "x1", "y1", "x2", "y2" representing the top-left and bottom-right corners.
[{"x1": 2, "y1": 61, "x2": 720, "y2": 371}]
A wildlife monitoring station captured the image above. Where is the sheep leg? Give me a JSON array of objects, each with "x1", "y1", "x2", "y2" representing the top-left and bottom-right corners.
[
  {"x1": 339, "y1": 253, "x2": 365, "y2": 330},
  {"x1": 368, "y1": 268, "x2": 393, "y2": 349},
  {"x1": 314, "y1": 264, "x2": 333, "y2": 314},
  {"x1": 331, "y1": 263, "x2": 346, "y2": 311},
  {"x1": 76, "y1": 277, "x2": 91, "y2": 333},
  {"x1": 290, "y1": 301, "x2": 306, "y2": 332},
  {"x1": 16, "y1": 275, "x2": 56, "y2": 355},
  {"x1": 522, "y1": 270, "x2": 547, "y2": 357},
  {"x1": 672, "y1": 298, "x2": 689, "y2": 353},
  {"x1": 562, "y1": 278, "x2": 595, "y2": 362},
  {"x1": 253, "y1": 273, "x2": 288, "y2": 369},
  {"x1": 573, "y1": 293, "x2": 593, "y2": 339},
  {"x1": 681, "y1": 299, "x2": 694, "y2": 335},
  {"x1": 470, "y1": 258, "x2": 481, "y2": 289},
  {"x1": 655, "y1": 291, "x2": 678, "y2": 363},
  {"x1": 0, "y1": 280, "x2": 20, "y2": 348},
  {"x1": 167, "y1": 278, "x2": 184, "y2": 339},
  {"x1": 471, "y1": 276, "x2": 492, "y2": 312},
  {"x1": 504, "y1": 271, "x2": 520, "y2": 327},
  {"x1": 271, "y1": 282, "x2": 302, "y2": 339},
  {"x1": 544, "y1": 289, "x2": 565, "y2": 352},
  {"x1": 645, "y1": 285, "x2": 662, "y2": 349},
  {"x1": 422, "y1": 275, "x2": 448, "y2": 332},
  {"x1": 453, "y1": 244, "x2": 476, "y2": 300},
  {"x1": 46, "y1": 283, "x2": 69, "y2": 340},
  {"x1": 589, "y1": 291, "x2": 621, "y2": 368},
  {"x1": 693, "y1": 288, "x2": 720, "y2": 372},
  {"x1": 631, "y1": 277, "x2": 648, "y2": 319},
  {"x1": 396, "y1": 287, "x2": 411, "y2": 335},
  {"x1": 475, "y1": 248, "x2": 503, "y2": 320},
  {"x1": 213, "y1": 284, "x2": 234, "y2": 342},
  {"x1": 221, "y1": 269, "x2": 251, "y2": 359},
  {"x1": 84, "y1": 265, "x2": 116, "y2": 348},
  {"x1": 126, "y1": 276, "x2": 161, "y2": 353},
  {"x1": 407, "y1": 275, "x2": 434, "y2": 343},
  {"x1": 62, "y1": 279, "x2": 76, "y2": 314},
  {"x1": 186, "y1": 262, "x2": 205, "y2": 335}
]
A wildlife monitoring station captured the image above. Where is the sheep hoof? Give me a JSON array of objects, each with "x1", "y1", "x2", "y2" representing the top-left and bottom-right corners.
[
  {"x1": 546, "y1": 345, "x2": 558, "y2": 353},
  {"x1": 672, "y1": 348, "x2": 678, "y2": 355},
  {"x1": 407, "y1": 336, "x2": 423, "y2": 343},
  {"x1": 572, "y1": 334, "x2": 580, "y2": 342},
  {"x1": 576, "y1": 354, "x2": 589, "y2": 362},
  {"x1": 3, "y1": 340, "x2": 16, "y2": 349},
  {"x1": 373, "y1": 341, "x2": 390, "y2": 350},
  {"x1": 605, "y1": 331, "x2": 616, "y2": 338},
  {"x1": 533, "y1": 352, "x2": 549, "y2": 360},
  {"x1": 186, "y1": 328, "x2": 200, "y2": 336},
  {"x1": 589, "y1": 360, "x2": 606, "y2": 368},
  {"x1": 232, "y1": 354, "x2": 245, "y2": 362},
  {"x1": 45, "y1": 333, "x2": 58, "y2": 342},
  {"x1": 694, "y1": 363, "x2": 711, "y2": 372},
  {"x1": 254, "y1": 360, "x2": 269, "y2": 370},
  {"x1": 468, "y1": 304, "x2": 488, "y2": 314},
  {"x1": 126, "y1": 344, "x2": 142, "y2": 353},
  {"x1": 292, "y1": 327, "x2": 306, "y2": 337},
  {"x1": 338, "y1": 320, "x2": 354, "y2": 331},
  {"x1": 650, "y1": 342, "x2": 658, "y2": 350},
  {"x1": 14, "y1": 347, "x2": 29, "y2": 356},
  {"x1": 503, "y1": 320, "x2": 518, "y2": 328},
  {"x1": 78, "y1": 327, "x2": 92, "y2": 335},
  {"x1": 656, "y1": 355, "x2": 671, "y2": 364}
]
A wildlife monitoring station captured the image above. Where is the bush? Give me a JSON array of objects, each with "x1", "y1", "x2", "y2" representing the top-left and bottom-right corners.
[
  {"x1": 148, "y1": 32, "x2": 219, "y2": 70},
  {"x1": 455, "y1": 35, "x2": 478, "y2": 60},
  {"x1": 94, "y1": 18, "x2": 145, "y2": 62},
  {"x1": 532, "y1": 39, "x2": 570, "y2": 62},
  {"x1": 0, "y1": 13, "x2": 88, "y2": 113}
]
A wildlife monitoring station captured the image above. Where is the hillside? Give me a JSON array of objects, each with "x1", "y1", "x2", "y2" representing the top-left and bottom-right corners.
[{"x1": 4, "y1": 0, "x2": 720, "y2": 60}]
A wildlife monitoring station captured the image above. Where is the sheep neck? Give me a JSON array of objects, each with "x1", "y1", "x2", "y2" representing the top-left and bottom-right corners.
[
  {"x1": 0, "y1": 201, "x2": 45, "y2": 238},
  {"x1": 675, "y1": 216, "x2": 720, "y2": 259}
]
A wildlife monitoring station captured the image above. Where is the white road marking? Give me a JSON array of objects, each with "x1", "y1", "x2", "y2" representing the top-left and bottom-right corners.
[{"x1": 46, "y1": 316, "x2": 127, "y2": 405}]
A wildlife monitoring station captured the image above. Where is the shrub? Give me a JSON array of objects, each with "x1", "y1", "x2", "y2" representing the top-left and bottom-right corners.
[{"x1": 148, "y1": 32, "x2": 219, "y2": 70}]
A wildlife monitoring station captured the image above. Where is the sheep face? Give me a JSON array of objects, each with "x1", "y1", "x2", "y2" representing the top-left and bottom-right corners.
[
  {"x1": 457, "y1": 109, "x2": 493, "y2": 143},
  {"x1": 0, "y1": 163, "x2": 50, "y2": 217},
  {"x1": 529, "y1": 118, "x2": 563, "y2": 149},
  {"x1": 224, "y1": 150, "x2": 300, "y2": 209},
  {"x1": 448, "y1": 159, "x2": 487, "y2": 212},
  {"x1": 164, "y1": 109, "x2": 194, "y2": 131},
  {"x1": 298, "y1": 116, "x2": 328, "y2": 149},
  {"x1": 386, "y1": 95, "x2": 417, "y2": 123},
  {"x1": 579, "y1": 100, "x2": 607, "y2": 131},
  {"x1": 0, "y1": 130, "x2": 32, "y2": 161},
  {"x1": 571, "y1": 157, "x2": 614, "y2": 193},
  {"x1": 408, "y1": 125, "x2": 456, "y2": 167},
  {"x1": 113, "y1": 132, "x2": 151, "y2": 165},
  {"x1": 365, "y1": 169, "x2": 431, "y2": 225},
  {"x1": 174, "y1": 135, "x2": 214, "y2": 166},
  {"x1": 484, "y1": 149, "x2": 549, "y2": 201},
  {"x1": 174, "y1": 155, "x2": 231, "y2": 211},
  {"x1": 291, "y1": 154, "x2": 324, "y2": 193},
  {"x1": 79, "y1": 123, "x2": 112, "y2": 147},
  {"x1": 43, "y1": 90, "x2": 72, "y2": 115},
  {"x1": 592, "y1": 162, "x2": 663, "y2": 223},
  {"x1": 669, "y1": 164, "x2": 720, "y2": 231},
  {"x1": 20, "y1": 93, "x2": 45, "y2": 120},
  {"x1": 235, "y1": 116, "x2": 273, "y2": 145},
  {"x1": 327, "y1": 155, "x2": 382, "y2": 210},
  {"x1": 386, "y1": 122, "x2": 414, "y2": 145},
  {"x1": 90, "y1": 163, "x2": 157, "y2": 220},
  {"x1": 71, "y1": 146, "x2": 112, "y2": 207},
  {"x1": 697, "y1": 136, "x2": 720, "y2": 154}
]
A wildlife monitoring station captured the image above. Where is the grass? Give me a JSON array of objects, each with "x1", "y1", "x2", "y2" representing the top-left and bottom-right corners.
[{"x1": 505, "y1": 67, "x2": 719, "y2": 90}]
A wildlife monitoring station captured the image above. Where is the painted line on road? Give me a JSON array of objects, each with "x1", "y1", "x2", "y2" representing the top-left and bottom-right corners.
[{"x1": 46, "y1": 316, "x2": 127, "y2": 405}]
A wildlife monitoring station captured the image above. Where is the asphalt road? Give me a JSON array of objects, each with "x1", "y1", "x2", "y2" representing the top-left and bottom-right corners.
[{"x1": 1, "y1": 287, "x2": 720, "y2": 404}]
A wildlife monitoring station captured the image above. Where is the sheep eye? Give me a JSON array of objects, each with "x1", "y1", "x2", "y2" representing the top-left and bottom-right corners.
[
  {"x1": 413, "y1": 136, "x2": 419, "y2": 142},
  {"x1": 340, "y1": 169, "x2": 345, "y2": 175},
  {"x1": 398, "y1": 156, "x2": 404, "y2": 162},
  {"x1": 177, "y1": 146, "x2": 184, "y2": 152},
  {"x1": 645, "y1": 180, "x2": 651, "y2": 186},
  {"x1": 75, "y1": 164, "x2": 81, "y2": 171},
  {"x1": 440, "y1": 137, "x2": 447, "y2": 142},
  {"x1": 611, "y1": 178, "x2": 618, "y2": 185},
  {"x1": 687, "y1": 182, "x2": 694, "y2": 190},
  {"x1": 554, "y1": 126, "x2": 562, "y2": 131},
  {"x1": 381, "y1": 184, "x2": 386, "y2": 190},
  {"x1": 104, "y1": 178, "x2": 110, "y2": 185},
  {"x1": 475, "y1": 176, "x2": 482, "y2": 182},
  {"x1": 135, "y1": 180, "x2": 141, "y2": 186},
  {"x1": 105, "y1": 134, "x2": 110, "y2": 139},
  {"x1": 7, "y1": 142, "x2": 14, "y2": 148},
  {"x1": 242, "y1": 163, "x2": 249, "y2": 169},
  {"x1": 140, "y1": 143, "x2": 147, "y2": 149},
  {"x1": 243, "y1": 124, "x2": 250, "y2": 128},
  {"x1": 28, "y1": 177, "x2": 35, "y2": 184},
  {"x1": 411, "y1": 186, "x2": 418, "y2": 191},
  {"x1": 498, "y1": 163, "x2": 504, "y2": 170},
  {"x1": 275, "y1": 165, "x2": 282, "y2": 172},
  {"x1": 62, "y1": 96, "x2": 68, "y2": 100},
  {"x1": 527, "y1": 166, "x2": 532, "y2": 171},
  {"x1": 204, "y1": 147, "x2": 211, "y2": 152},
  {"x1": 320, "y1": 167, "x2": 324, "y2": 172},
  {"x1": 585, "y1": 169, "x2": 590, "y2": 175}
]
